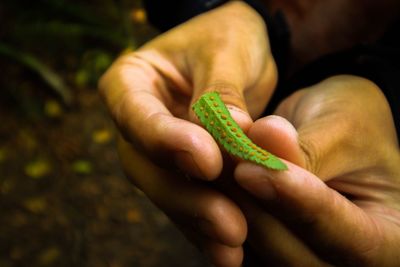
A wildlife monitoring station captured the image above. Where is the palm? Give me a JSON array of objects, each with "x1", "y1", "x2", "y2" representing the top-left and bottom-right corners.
[{"x1": 234, "y1": 75, "x2": 400, "y2": 266}]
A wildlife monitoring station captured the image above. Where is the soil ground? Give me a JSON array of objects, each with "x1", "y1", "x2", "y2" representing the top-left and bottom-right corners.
[{"x1": 0, "y1": 89, "x2": 211, "y2": 267}]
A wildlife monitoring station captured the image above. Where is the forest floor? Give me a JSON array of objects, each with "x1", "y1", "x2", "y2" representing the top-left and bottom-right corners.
[
  {"x1": 0, "y1": 84, "x2": 211, "y2": 267},
  {"x1": 0, "y1": 2, "x2": 214, "y2": 265}
]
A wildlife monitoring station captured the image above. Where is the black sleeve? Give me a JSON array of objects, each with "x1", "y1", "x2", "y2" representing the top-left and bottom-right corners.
[
  {"x1": 143, "y1": 0, "x2": 227, "y2": 32},
  {"x1": 142, "y1": 0, "x2": 290, "y2": 73},
  {"x1": 267, "y1": 19, "x2": 400, "y2": 138}
]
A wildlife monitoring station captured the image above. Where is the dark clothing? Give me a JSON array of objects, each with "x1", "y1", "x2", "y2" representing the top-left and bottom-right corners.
[
  {"x1": 143, "y1": 0, "x2": 290, "y2": 73},
  {"x1": 272, "y1": 20, "x2": 400, "y2": 137},
  {"x1": 143, "y1": 0, "x2": 399, "y2": 135}
]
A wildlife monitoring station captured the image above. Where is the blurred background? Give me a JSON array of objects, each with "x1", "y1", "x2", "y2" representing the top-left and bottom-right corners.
[{"x1": 0, "y1": 1, "x2": 211, "y2": 266}]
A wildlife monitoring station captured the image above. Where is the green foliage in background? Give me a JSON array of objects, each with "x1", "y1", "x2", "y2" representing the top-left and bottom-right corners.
[{"x1": 0, "y1": 0, "x2": 148, "y2": 106}]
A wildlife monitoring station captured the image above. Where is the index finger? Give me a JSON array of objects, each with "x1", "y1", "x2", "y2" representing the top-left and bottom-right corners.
[{"x1": 99, "y1": 52, "x2": 223, "y2": 180}]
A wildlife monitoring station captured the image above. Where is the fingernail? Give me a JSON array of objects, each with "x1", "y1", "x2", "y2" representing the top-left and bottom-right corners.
[
  {"x1": 174, "y1": 151, "x2": 205, "y2": 179},
  {"x1": 226, "y1": 105, "x2": 252, "y2": 128}
]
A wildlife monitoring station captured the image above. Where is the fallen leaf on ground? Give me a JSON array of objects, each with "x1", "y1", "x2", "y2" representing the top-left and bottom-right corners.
[
  {"x1": 92, "y1": 129, "x2": 112, "y2": 144},
  {"x1": 23, "y1": 197, "x2": 47, "y2": 213},
  {"x1": 38, "y1": 247, "x2": 60, "y2": 266},
  {"x1": 72, "y1": 160, "x2": 92, "y2": 174},
  {"x1": 44, "y1": 100, "x2": 63, "y2": 118},
  {"x1": 25, "y1": 159, "x2": 51, "y2": 178}
]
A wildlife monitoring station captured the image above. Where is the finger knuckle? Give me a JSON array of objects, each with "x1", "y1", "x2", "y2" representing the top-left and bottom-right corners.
[{"x1": 299, "y1": 137, "x2": 322, "y2": 175}]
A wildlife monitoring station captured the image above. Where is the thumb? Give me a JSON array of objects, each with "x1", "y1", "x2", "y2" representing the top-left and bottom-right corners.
[
  {"x1": 190, "y1": 82, "x2": 254, "y2": 132},
  {"x1": 188, "y1": 40, "x2": 277, "y2": 132},
  {"x1": 189, "y1": 53, "x2": 253, "y2": 130},
  {"x1": 246, "y1": 115, "x2": 307, "y2": 167},
  {"x1": 272, "y1": 76, "x2": 396, "y2": 180},
  {"x1": 235, "y1": 162, "x2": 381, "y2": 265}
]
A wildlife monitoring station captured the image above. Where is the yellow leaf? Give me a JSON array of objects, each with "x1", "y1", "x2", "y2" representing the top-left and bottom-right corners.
[
  {"x1": 23, "y1": 197, "x2": 47, "y2": 213},
  {"x1": 25, "y1": 159, "x2": 51, "y2": 179},
  {"x1": 92, "y1": 129, "x2": 112, "y2": 144},
  {"x1": 44, "y1": 100, "x2": 63, "y2": 118},
  {"x1": 38, "y1": 247, "x2": 60, "y2": 265},
  {"x1": 131, "y1": 8, "x2": 147, "y2": 23}
]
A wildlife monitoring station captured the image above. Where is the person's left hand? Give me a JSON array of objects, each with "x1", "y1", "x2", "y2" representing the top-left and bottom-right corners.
[{"x1": 234, "y1": 75, "x2": 400, "y2": 266}]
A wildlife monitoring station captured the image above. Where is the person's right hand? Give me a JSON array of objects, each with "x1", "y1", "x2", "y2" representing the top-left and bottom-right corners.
[
  {"x1": 99, "y1": 2, "x2": 278, "y2": 266},
  {"x1": 99, "y1": 1, "x2": 278, "y2": 180},
  {"x1": 118, "y1": 136, "x2": 247, "y2": 267}
]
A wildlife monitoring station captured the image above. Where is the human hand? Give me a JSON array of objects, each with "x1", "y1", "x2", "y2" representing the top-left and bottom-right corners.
[
  {"x1": 235, "y1": 75, "x2": 400, "y2": 266},
  {"x1": 118, "y1": 136, "x2": 247, "y2": 267},
  {"x1": 99, "y1": 2, "x2": 280, "y2": 266},
  {"x1": 99, "y1": 1, "x2": 277, "y2": 180}
]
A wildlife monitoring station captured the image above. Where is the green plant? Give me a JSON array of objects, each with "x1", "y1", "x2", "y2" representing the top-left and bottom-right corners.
[{"x1": 192, "y1": 92, "x2": 287, "y2": 170}]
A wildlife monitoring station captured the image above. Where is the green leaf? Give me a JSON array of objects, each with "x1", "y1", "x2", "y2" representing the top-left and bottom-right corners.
[
  {"x1": 192, "y1": 92, "x2": 288, "y2": 171},
  {"x1": 25, "y1": 159, "x2": 52, "y2": 179},
  {"x1": 0, "y1": 42, "x2": 73, "y2": 105}
]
